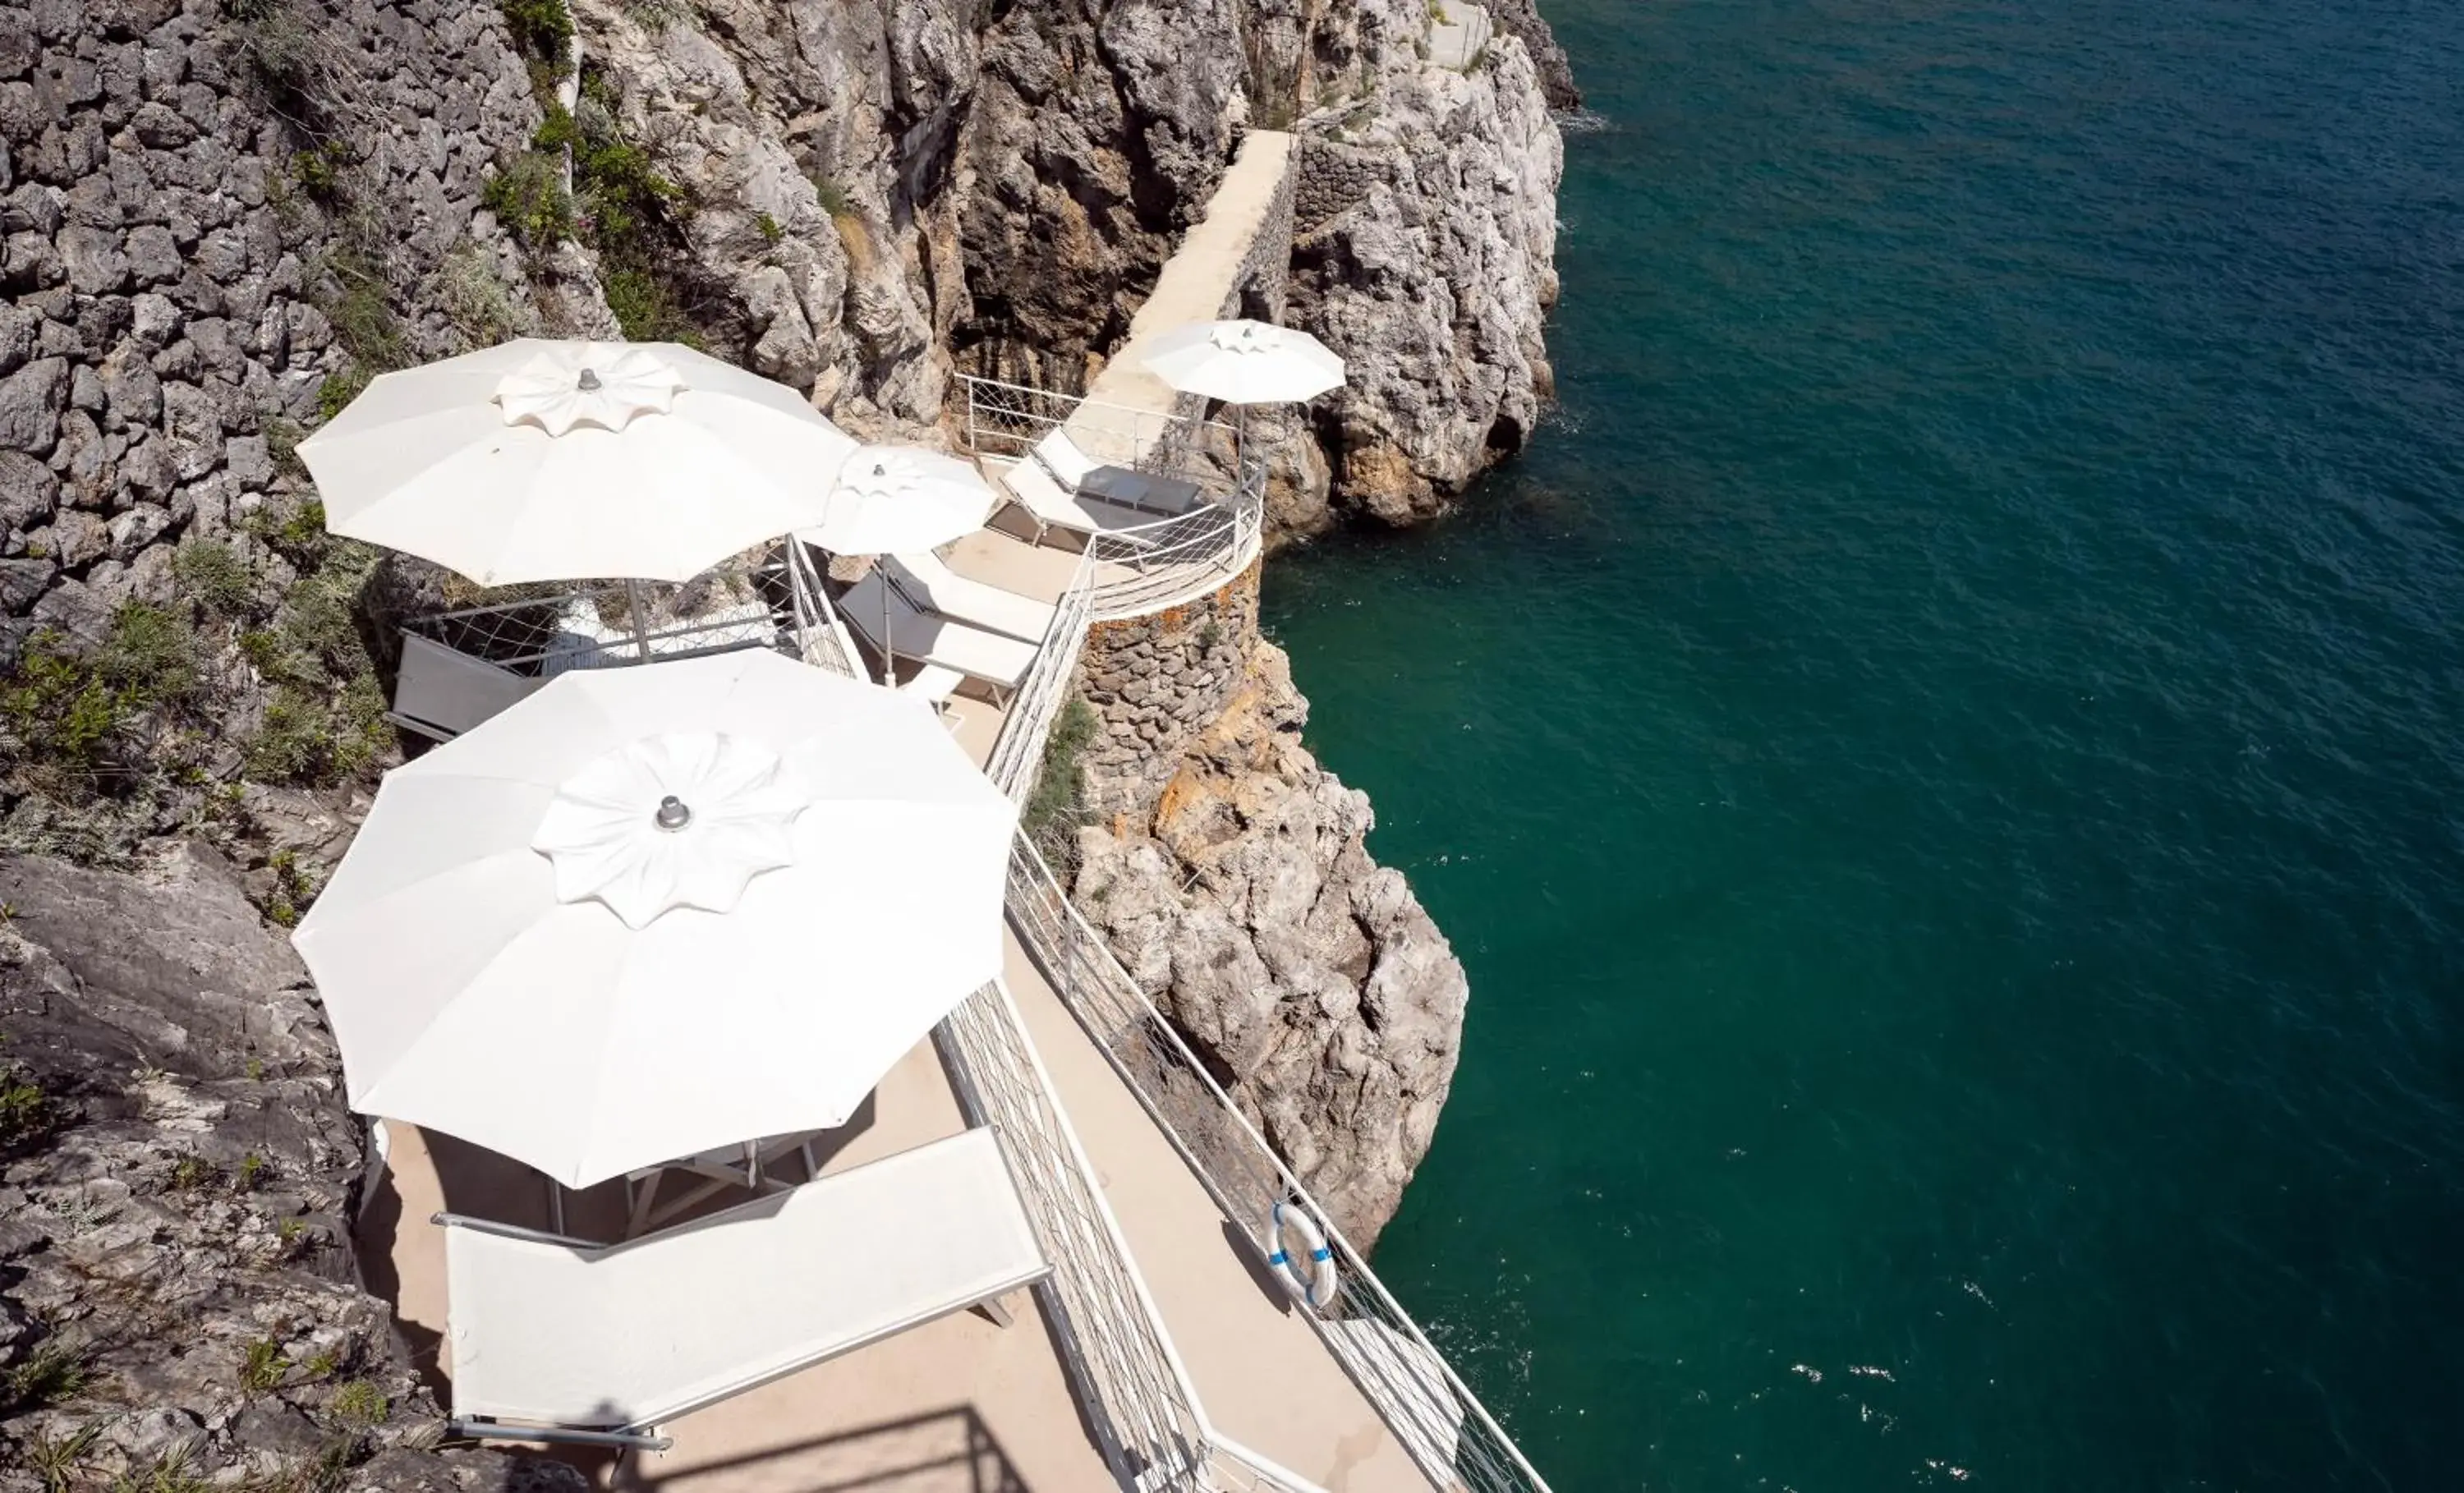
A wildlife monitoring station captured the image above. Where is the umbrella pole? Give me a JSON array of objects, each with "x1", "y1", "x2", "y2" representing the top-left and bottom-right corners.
[
  {"x1": 882, "y1": 572, "x2": 897, "y2": 685},
  {"x1": 627, "y1": 578, "x2": 651, "y2": 662}
]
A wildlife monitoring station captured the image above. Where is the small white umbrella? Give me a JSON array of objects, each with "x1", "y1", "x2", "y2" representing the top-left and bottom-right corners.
[
  {"x1": 291, "y1": 648, "x2": 1018, "y2": 1189},
  {"x1": 795, "y1": 445, "x2": 996, "y2": 684},
  {"x1": 1138, "y1": 319, "x2": 1346, "y2": 406},
  {"x1": 297, "y1": 338, "x2": 860, "y2": 586}
]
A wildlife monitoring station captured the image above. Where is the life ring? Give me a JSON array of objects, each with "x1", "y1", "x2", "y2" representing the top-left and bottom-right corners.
[{"x1": 1267, "y1": 1200, "x2": 1338, "y2": 1312}]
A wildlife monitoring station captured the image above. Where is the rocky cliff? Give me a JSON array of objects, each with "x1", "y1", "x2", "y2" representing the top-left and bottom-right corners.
[
  {"x1": 0, "y1": 0, "x2": 1564, "y2": 1458},
  {"x1": 0, "y1": 842, "x2": 582, "y2": 1492}
]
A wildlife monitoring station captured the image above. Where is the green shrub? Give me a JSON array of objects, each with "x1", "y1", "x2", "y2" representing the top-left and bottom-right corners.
[
  {"x1": 169, "y1": 1153, "x2": 220, "y2": 1191},
  {"x1": 576, "y1": 134, "x2": 683, "y2": 250},
  {"x1": 287, "y1": 144, "x2": 348, "y2": 204},
  {"x1": 1022, "y1": 697, "x2": 1100, "y2": 864},
  {"x1": 2, "y1": 1338, "x2": 90, "y2": 1414},
  {"x1": 481, "y1": 153, "x2": 574, "y2": 253},
  {"x1": 330, "y1": 1379, "x2": 388, "y2": 1426},
  {"x1": 315, "y1": 367, "x2": 370, "y2": 424},
  {"x1": 240, "y1": 1336, "x2": 290, "y2": 1393},
  {"x1": 173, "y1": 540, "x2": 255, "y2": 617},
  {"x1": 0, "y1": 1063, "x2": 54, "y2": 1152},
  {"x1": 498, "y1": 0, "x2": 573, "y2": 68},
  {"x1": 2, "y1": 605, "x2": 205, "y2": 774},
  {"x1": 530, "y1": 100, "x2": 580, "y2": 154},
  {"x1": 809, "y1": 174, "x2": 852, "y2": 220},
  {"x1": 319, "y1": 247, "x2": 408, "y2": 377},
  {"x1": 603, "y1": 268, "x2": 697, "y2": 344},
  {"x1": 264, "y1": 417, "x2": 309, "y2": 480},
  {"x1": 430, "y1": 242, "x2": 532, "y2": 350},
  {"x1": 755, "y1": 211, "x2": 783, "y2": 244}
]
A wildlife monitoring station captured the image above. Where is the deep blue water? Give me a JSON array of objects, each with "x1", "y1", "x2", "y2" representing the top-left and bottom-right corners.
[{"x1": 1261, "y1": 2, "x2": 2464, "y2": 1489}]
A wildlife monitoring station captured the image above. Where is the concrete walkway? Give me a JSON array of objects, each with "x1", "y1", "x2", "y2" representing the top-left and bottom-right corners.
[{"x1": 1064, "y1": 131, "x2": 1294, "y2": 465}]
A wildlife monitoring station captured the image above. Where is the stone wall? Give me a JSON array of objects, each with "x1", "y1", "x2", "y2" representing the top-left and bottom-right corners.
[
  {"x1": 0, "y1": 0, "x2": 545, "y2": 665},
  {"x1": 1078, "y1": 557, "x2": 1262, "y2": 817}
]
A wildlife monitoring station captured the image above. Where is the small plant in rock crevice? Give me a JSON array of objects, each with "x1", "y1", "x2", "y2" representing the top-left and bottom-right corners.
[
  {"x1": 3, "y1": 1338, "x2": 93, "y2": 1414},
  {"x1": 240, "y1": 1336, "x2": 291, "y2": 1393},
  {"x1": 1022, "y1": 696, "x2": 1101, "y2": 869}
]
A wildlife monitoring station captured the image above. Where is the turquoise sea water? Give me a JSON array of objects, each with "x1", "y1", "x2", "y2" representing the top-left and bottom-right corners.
[{"x1": 1262, "y1": 2, "x2": 2464, "y2": 1489}]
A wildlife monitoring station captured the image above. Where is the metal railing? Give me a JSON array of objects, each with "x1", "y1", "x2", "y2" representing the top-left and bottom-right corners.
[
  {"x1": 1083, "y1": 456, "x2": 1267, "y2": 621},
  {"x1": 397, "y1": 556, "x2": 809, "y2": 676},
  {"x1": 987, "y1": 551, "x2": 1096, "y2": 801},
  {"x1": 958, "y1": 373, "x2": 1240, "y2": 477},
  {"x1": 933, "y1": 979, "x2": 1212, "y2": 1491},
  {"x1": 1004, "y1": 836, "x2": 1555, "y2": 1493},
  {"x1": 783, "y1": 540, "x2": 862, "y2": 678}
]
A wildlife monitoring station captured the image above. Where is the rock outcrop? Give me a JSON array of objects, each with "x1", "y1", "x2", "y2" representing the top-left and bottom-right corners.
[
  {"x1": 0, "y1": 842, "x2": 579, "y2": 1491},
  {"x1": 1071, "y1": 641, "x2": 1465, "y2": 1248},
  {"x1": 1281, "y1": 0, "x2": 1565, "y2": 531}
]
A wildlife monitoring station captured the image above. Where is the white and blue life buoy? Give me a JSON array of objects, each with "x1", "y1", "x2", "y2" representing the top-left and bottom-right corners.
[{"x1": 1267, "y1": 1200, "x2": 1339, "y2": 1313}]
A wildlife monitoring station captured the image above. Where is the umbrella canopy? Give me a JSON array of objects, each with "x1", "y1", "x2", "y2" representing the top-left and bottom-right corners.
[
  {"x1": 291, "y1": 649, "x2": 1018, "y2": 1188},
  {"x1": 297, "y1": 339, "x2": 860, "y2": 586},
  {"x1": 1138, "y1": 319, "x2": 1345, "y2": 406},
  {"x1": 796, "y1": 444, "x2": 995, "y2": 558}
]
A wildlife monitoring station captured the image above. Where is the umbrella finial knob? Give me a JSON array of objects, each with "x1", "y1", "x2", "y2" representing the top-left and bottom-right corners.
[
  {"x1": 577, "y1": 367, "x2": 603, "y2": 393},
  {"x1": 654, "y1": 794, "x2": 692, "y2": 831}
]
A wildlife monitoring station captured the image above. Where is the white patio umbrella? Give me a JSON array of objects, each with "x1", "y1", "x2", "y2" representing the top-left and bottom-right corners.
[
  {"x1": 296, "y1": 338, "x2": 860, "y2": 586},
  {"x1": 290, "y1": 648, "x2": 1017, "y2": 1189},
  {"x1": 1138, "y1": 319, "x2": 1345, "y2": 407},
  {"x1": 794, "y1": 444, "x2": 996, "y2": 684}
]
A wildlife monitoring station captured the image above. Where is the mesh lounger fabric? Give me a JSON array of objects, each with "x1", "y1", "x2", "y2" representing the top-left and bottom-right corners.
[
  {"x1": 884, "y1": 552, "x2": 1057, "y2": 643},
  {"x1": 444, "y1": 1128, "x2": 1048, "y2": 1432},
  {"x1": 840, "y1": 572, "x2": 1037, "y2": 690},
  {"x1": 995, "y1": 453, "x2": 1173, "y2": 540}
]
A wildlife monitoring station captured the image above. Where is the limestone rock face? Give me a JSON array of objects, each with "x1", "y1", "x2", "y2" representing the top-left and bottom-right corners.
[
  {"x1": 0, "y1": 843, "x2": 578, "y2": 1491},
  {"x1": 1072, "y1": 642, "x2": 1468, "y2": 1246},
  {"x1": 1284, "y1": 0, "x2": 1564, "y2": 529}
]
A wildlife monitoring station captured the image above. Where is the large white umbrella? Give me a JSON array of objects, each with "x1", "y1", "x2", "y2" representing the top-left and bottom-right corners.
[
  {"x1": 1138, "y1": 319, "x2": 1346, "y2": 406},
  {"x1": 795, "y1": 444, "x2": 995, "y2": 683},
  {"x1": 296, "y1": 338, "x2": 860, "y2": 586},
  {"x1": 290, "y1": 648, "x2": 1017, "y2": 1188}
]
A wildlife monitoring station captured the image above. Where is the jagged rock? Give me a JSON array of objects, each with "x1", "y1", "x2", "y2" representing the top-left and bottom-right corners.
[
  {"x1": 0, "y1": 352, "x2": 63, "y2": 451},
  {"x1": 1285, "y1": 0, "x2": 1561, "y2": 524},
  {"x1": 1073, "y1": 641, "x2": 1469, "y2": 1246},
  {"x1": 0, "y1": 843, "x2": 582, "y2": 1491},
  {"x1": 1483, "y1": 0, "x2": 1582, "y2": 109}
]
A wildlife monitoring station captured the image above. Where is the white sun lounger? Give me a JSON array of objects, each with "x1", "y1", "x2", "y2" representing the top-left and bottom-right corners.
[
  {"x1": 883, "y1": 550, "x2": 1057, "y2": 643},
  {"x1": 840, "y1": 572, "x2": 1037, "y2": 701},
  {"x1": 439, "y1": 1128, "x2": 1049, "y2": 1450},
  {"x1": 387, "y1": 633, "x2": 547, "y2": 742},
  {"x1": 995, "y1": 452, "x2": 1169, "y2": 547}
]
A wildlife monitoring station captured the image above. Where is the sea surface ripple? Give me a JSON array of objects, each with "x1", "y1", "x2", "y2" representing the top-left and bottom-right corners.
[{"x1": 1262, "y1": 1, "x2": 2464, "y2": 1489}]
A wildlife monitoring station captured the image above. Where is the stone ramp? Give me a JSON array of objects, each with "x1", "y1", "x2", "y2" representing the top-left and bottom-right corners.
[
  {"x1": 1063, "y1": 130, "x2": 1294, "y2": 466},
  {"x1": 1428, "y1": 1, "x2": 1496, "y2": 71}
]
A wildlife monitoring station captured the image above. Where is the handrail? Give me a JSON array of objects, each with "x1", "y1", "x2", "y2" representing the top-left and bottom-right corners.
[
  {"x1": 395, "y1": 558, "x2": 802, "y2": 675},
  {"x1": 958, "y1": 372, "x2": 1240, "y2": 477},
  {"x1": 1004, "y1": 834, "x2": 1555, "y2": 1493},
  {"x1": 1085, "y1": 457, "x2": 1267, "y2": 621},
  {"x1": 932, "y1": 979, "x2": 1211, "y2": 1489},
  {"x1": 987, "y1": 550, "x2": 1096, "y2": 801}
]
